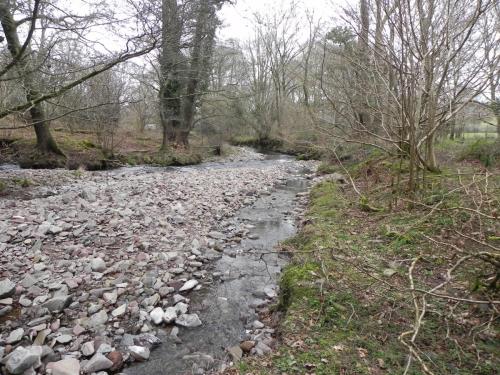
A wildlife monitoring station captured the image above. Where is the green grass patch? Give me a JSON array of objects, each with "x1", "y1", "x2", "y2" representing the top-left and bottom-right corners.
[{"x1": 240, "y1": 166, "x2": 499, "y2": 374}]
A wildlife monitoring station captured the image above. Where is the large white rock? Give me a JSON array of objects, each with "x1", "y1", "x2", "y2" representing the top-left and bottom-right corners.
[
  {"x1": 163, "y1": 307, "x2": 177, "y2": 324},
  {"x1": 112, "y1": 304, "x2": 127, "y2": 317},
  {"x1": 174, "y1": 302, "x2": 188, "y2": 315},
  {"x1": 179, "y1": 279, "x2": 198, "y2": 292},
  {"x1": 128, "y1": 345, "x2": 150, "y2": 361},
  {"x1": 150, "y1": 307, "x2": 164, "y2": 325},
  {"x1": 6, "y1": 328, "x2": 24, "y2": 344}
]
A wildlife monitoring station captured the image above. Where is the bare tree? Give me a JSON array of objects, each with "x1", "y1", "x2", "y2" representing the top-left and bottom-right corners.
[{"x1": 0, "y1": 0, "x2": 157, "y2": 157}]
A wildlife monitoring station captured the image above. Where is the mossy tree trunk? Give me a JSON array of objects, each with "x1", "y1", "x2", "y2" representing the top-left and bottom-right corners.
[{"x1": 159, "y1": 0, "x2": 218, "y2": 150}]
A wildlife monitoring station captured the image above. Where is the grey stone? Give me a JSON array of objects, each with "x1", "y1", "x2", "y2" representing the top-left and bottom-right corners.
[
  {"x1": 163, "y1": 307, "x2": 177, "y2": 324},
  {"x1": 179, "y1": 279, "x2": 198, "y2": 292},
  {"x1": 0, "y1": 278, "x2": 16, "y2": 298},
  {"x1": 111, "y1": 304, "x2": 127, "y2": 317},
  {"x1": 103, "y1": 290, "x2": 117, "y2": 304},
  {"x1": 21, "y1": 275, "x2": 37, "y2": 289},
  {"x1": 174, "y1": 302, "x2": 188, "y2": 315},
  {"x1": 96, "y1": 343, "x2": 113, "y2": 354},
  {"x1": 81, "y1": 189, "x2": 97, "y2": 202},
  {"x1": 55, "y1": 334, "x2": 72, "y2": 344},
  {"x1": 46, "y1": 358, "x2": 80, "y2": 375},
  {"x1": 33, "y1": 329, "x2": 50, "y2": 346},
  {"x1": 252, "y1": 320, "x2": 265, "y2": 329},
  {"x1": 173, "y1": 294, "x2": 186, "y2": 304},
  {"x1": 85, "y1": 310, "x2": 108, "y2": 329},
  {"x1": 254, "y1": 341, "x2": 272, "y2": 355},
  {"x1": 81, "y1": 341, "x2": 95, "y2": 356},
  {"x1": 19, "y1": 295, "x2": 32, "y2": 307},
  {"x1": 175, "y1": 313, "x2": 202, "y2": 328},
  {"x1": 42, "y1": 295, "x2": 72, "y2": 313},
  {"x1": 6, "y1": 328, "x2": 24, "y2": 344},
  {"x1": 228, "y1": 345, "x2": 243, "y2": 362},
  {"x1": 82, "y1": 353, "x2": 113, "y2": 373},
  {"x1": 0, "y1": 297, "x2": 13, "y2": 305},
  {"x1": 90, "y1": 258, "x2": 106, "y2": 272},
  {"x1": 141, "y1": 293, "x2": 160, "y2": 307},
  {"x1": 5, "y1": 346, "x2": 42, "y2": 374}
]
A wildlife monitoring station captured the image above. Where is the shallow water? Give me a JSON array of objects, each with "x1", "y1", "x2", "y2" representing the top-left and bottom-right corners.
[{"x1": 124, "y1": 156, "x2": 310, "y2": 375}]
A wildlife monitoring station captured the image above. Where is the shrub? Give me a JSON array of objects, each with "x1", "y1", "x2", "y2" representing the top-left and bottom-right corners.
[{"x1": 460, "y1": 139, "x2": 499, "y2": 167}]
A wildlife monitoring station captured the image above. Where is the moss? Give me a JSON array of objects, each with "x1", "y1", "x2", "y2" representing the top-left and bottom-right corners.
[
  {"x1": 12, "y1": 177, "x2": 32, "y2": 187},
  {"x1": 316, "y1": 162, "x2": 338, "y2": 175},
  {"x1": 239, "y1": 164, "x2": 499, "y2": 374},
  {"x1": 279, "y1": 263, "x2": 321, "y2": 311},
  {"x1": 18, "y1": 149, "x2": 67, "y2": 169},
  {"x1": 78, "y1": 139, "x2": 97, "y2": 149}
]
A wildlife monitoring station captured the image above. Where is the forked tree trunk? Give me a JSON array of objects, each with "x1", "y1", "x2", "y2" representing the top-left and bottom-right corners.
[
  {"x1": 159, "y1": 0, "x2": 217, "y2": 149},
  {"x1": 0, "y1": 1, "x2": 63, "y2": 155}
]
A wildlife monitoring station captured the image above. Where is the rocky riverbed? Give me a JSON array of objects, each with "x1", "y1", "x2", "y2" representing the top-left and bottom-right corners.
[{"x1": 0, "y1": 148, "x2": 318, "y2": 375}]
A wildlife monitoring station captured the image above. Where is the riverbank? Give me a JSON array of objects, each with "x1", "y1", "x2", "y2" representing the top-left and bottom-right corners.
[
  {"x1": 0, "y1": 134, "x2": 210, "y2": 170},
  {"x1": 237, "y1": 156, "x2": 499, "y2": 374},
  {"x1": 0, "y1": 152, "x2": 317, "y2": 374}
]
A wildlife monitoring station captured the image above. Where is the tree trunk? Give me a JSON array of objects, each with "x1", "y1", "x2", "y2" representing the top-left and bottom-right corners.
[
  {"x1": 494, "y1": 102, "x2": 500, "y2": 141},
  {"x1": 160, "y1": 0, "x2": 217, "y2": 149},
  {"x1": 0, "y1": 0, "x2": 63, "y2": 155},
  {"x1": 159, "y1": 0, "x2": 183, "y2": 150},
  {"x1": 449, "y1": 116, "x2": 456, "y2": 140}
]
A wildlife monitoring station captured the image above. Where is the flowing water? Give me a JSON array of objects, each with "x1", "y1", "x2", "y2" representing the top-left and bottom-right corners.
[{"x1": 125, "y1": 154, "x2": 312, "y2": 375}]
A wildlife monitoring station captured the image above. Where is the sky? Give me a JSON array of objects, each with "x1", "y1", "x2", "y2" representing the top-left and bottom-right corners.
[{"x1": 217, "y1": 0, "x2": 347, "y2": 41}]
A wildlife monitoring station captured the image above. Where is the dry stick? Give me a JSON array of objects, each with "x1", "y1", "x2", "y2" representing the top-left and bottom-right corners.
[
  {"x1": 423, "y1": 234, "x2": 500, "y2": 264},
  {"x1": 401, "y1": 257, "x2": 435, "y2": 375},
  {"x1": 331, "y1": 146, "x2": 362, "y2": 197},
  {"x1": 455, "y1": 231, "x2": 500, "y2": 252}
]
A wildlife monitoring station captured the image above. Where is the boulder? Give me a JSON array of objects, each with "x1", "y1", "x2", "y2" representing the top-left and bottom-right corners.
[
  {"x1": 6, "y1": 328, "x2": 24, "y2": 344},
  {"x1": 46, "y1": 358, "x2": 80, "y2": 375},
  {"x1": 175, "y1": 314, "x2": 202, "y2": 328},
  {"x1": 82, "y1": 353, "x2": 113, "y2": 373},
  {"x1": 42, "y1": 295, "x2": 72, "y2": 313},
  {"x1": 150, "y1": 307, "x2": 164, "y2": 325},
  {"x1": 128, "y1": 345, "x2": 150, "y2": 361},
  {"x1": 0, "y1": 278, "x2": 16, "y2": 299},
  {"x1": 90, "y1": 258, "x2": 106, "y2": 272},
  {"x1": 84, "y1": 310, "x2": 108, "y2": 329},
  {"x1": 5, "y1": 346, "x2": 42, "y2": 374},
  {"x1": 107, "y1": 351, "x2": 124, "y2": 372},
  {"x1": 163, "y1": 307, "x2": 177, "y2": 324},
  {"x1": 179, "y1": 279, "x2": 198, "y2": 292}
]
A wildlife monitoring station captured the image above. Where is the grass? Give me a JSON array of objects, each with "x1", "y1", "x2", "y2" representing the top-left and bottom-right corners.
[{"x1": 237, "y1": 158, "x2": 499, "y2": 375}]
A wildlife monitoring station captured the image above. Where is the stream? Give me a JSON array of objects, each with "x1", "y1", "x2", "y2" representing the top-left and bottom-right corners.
[
  {"x1": 0, "y1": 150, "x2": 315, "y2": 375},
  {"x1": 125, "y1": 154, "x2": 312, "y2": 374}
]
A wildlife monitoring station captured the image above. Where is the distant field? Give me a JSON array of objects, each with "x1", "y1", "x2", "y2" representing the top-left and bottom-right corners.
[{"x1": 462, "y1": 131, "x2": 497, "y2": 139}]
